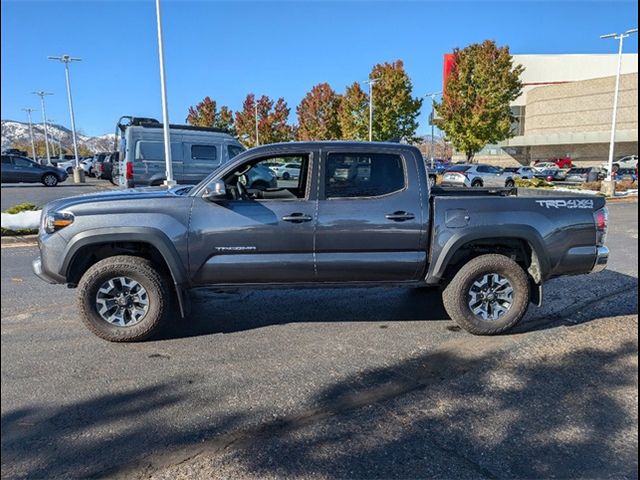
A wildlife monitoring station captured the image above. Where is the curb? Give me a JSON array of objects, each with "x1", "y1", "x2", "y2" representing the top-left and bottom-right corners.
[{"x1": 1, "y1": 234, "x2": 38, "y2": 248}]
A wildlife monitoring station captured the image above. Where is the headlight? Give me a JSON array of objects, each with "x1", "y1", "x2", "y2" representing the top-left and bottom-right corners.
[{"x1": 45, "y1": 211, "x2": 74, "y2": 234}]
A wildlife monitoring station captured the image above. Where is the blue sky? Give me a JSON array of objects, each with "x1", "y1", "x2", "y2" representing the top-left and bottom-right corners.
[{"x1": 1, "y1": 0, "x2": 638, "y2": 137}]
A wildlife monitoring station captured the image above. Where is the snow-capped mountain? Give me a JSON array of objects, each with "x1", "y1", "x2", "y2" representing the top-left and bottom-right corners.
[{"x1": 1, "y1": 120, "x2": 115, "y2": 154}]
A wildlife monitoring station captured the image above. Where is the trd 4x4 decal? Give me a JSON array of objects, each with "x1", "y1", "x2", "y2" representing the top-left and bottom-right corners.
[{"x1": 535, "y1": 199, "x2": 595, "y2": 209}]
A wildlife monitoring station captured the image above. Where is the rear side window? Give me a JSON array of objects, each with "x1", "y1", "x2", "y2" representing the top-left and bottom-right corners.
[
  {"x1": 325, "y1": 152, "x2": 405, "y2": 199},
  {"x1": 191, "y1": 145, "x2": 218, "y2": 161},
  {"x1": 1, "y1": 155, "x2": 11, "y2": 165},
  {"x1": 135, "y1": 141, "x2": 182, "y2": 161}
]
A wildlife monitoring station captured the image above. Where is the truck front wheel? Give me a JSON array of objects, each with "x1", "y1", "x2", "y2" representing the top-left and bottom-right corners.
[
  {"x1": 77, "y1": 255, "x2": 170, "y2": 342},
  {"x1": 442, "y1": 254, "x2": 530, "y2": 335}
]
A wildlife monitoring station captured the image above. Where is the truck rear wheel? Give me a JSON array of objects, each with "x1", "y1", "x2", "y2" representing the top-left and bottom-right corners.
[
  {"x1": 77, "y1": 255, "x2": 170, "y2": 342},
  {"x1": 442, "y1": 254, "x2": 530, "y2": 335}
]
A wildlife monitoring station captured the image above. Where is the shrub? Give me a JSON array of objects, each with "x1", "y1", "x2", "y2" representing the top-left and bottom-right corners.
[
  {"x1": 515, "y1": 177, "x2": 554, "y2": 188},
  {"x1": 4, "y1": 202, "x2": 38, "y2": 214},
  {"x1": 580, "y1": 180, "x2": 638, "y2": 193}
]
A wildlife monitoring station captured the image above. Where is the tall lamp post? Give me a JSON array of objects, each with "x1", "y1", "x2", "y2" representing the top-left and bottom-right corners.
[
  {"x1": 424, "y1": 91, "x2": 442, "y2": 169},
  {"x1": 600, "y1": 28, "x2": 637, "y2": 186},
  {"x1": 48, "y1": 54, "x2": 84, "y2": 183},
  {"x1": 154, "y1": 0, "x2": 175, "y2": 187},
  {"x1": 22, "y1": 108, "x2": 37, "y2": 162},
  {"x1": 364, "y1": 78, "x2": 379, "y2": 141},
  {"x1": 32, "y1": 91, "x2": 53, "y2": 165}
]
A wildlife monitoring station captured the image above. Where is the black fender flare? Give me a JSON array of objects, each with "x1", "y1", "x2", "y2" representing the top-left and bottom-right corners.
[
  {"x1": 426, "y1": 226, "x2": 551, "y2": 285},
  {"x1": 61, "y1": 227, "x2": 190, "y2": 315}
]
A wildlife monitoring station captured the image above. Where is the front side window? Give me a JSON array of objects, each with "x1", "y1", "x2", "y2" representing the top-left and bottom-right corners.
[
  {"x1": 222, "y1": 154, "x2": 309, "y2": 201},
  {"x1": 325, "y1": 153, "x2": 405, "y2": 198},
  {"x1": 227, "y1": 145, "x2": 244, "y2": 159},
  {"x1": 191, "y1": 145, "x2": 218, "y2": 161}
]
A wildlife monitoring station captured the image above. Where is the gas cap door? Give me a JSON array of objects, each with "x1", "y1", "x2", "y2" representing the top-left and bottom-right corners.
[{"x1": 445, "y1": 209, "x2": 470, "y2": 228}]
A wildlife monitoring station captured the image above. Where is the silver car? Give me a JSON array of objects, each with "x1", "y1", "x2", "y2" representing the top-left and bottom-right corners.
[{"x1": 441, "y1": 164, "x2": 515, "y2": 188}]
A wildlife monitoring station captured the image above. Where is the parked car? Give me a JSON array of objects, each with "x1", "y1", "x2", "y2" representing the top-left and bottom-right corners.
[
  {"x1": 532, "y1": 162, "x2": 559, "y2": 172},
  {"x1": 95, "y1": 152, "x2": 117, "y2": 181},
  {"x1": 2, "y1": 148, "x2": 28, "y2": 157},
  {"x1": 565, "y1": 167, "x2": 605, "y2": 183},
  {"x1": 533, "y1": 168, "x2": 567, "y2": 182},
  {"x1": 274, "y1": 163, "x2": 301, "y2": 180},
  {"x1": 33, "y1": 141, "x2": 609, "y2": 342},
  {"x1": 114, "y1": 116, "x2": 245, "y2": 187},
  {"x1": 441, "y1": 164, "x2": 515, "y2": 188},
  {"x1": 1, "y1": 154, "x2": 68, "y2": 186},
  {"x1": 55, "y1": 157, "x2": 95, "y2": 176},
  {"x1": 601, "y1": 154, "x2": 638, "y2": 173},
  {"x1": 424, "y1": 159, "x2": 449, "y2": 175},
  {"x1": 503, "y1": 166, "x2": 535, "y2": 179},
  {"x1": 535, "y1": 157, "x2": 573, "y2": 169}
]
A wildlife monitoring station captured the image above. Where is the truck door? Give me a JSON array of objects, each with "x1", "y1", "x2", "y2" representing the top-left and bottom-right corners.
[
  {"x1": 188, "y1": 148, "x2": 318, "y2": 284},
  {"x1": 315, "y1": 147, "x2": 428, "y2": 282}
]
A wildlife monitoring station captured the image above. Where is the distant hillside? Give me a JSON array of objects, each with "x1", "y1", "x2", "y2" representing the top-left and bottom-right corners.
[{"x1": 1, "y1": 120, "x2": 115, "y2": 154}]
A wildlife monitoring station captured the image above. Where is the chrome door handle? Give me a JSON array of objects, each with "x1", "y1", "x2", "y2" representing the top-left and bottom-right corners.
[
  {"x1": 385, "y1": 211, "x2": 415, "y2": 222},
  {"x1": 282, "y1": 213, "x2": 313, "y2": 223}
]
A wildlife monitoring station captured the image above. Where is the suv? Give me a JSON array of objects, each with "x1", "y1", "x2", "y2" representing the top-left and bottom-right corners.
[
  {"x1": 1, "y1": 155, "x2": 68, "y2": 186},
  {"x1": 565, "y1": 167, "x2": 604, "y2": 183},
  {"x1": 114, "y1": 116, "x2": 245, "y2": 187},
  {"x1": 441, "y1": 164, "x2": 515, "y2": 188},
  {"x1": 503, "y1": 166, "x2": 535, "y2": 179}
]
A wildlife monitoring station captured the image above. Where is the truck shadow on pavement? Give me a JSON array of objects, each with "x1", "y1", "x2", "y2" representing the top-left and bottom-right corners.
[
  {"x1": 1, "y1": 332, "x2": 637, "y2": 478},
  {"x1": 162, "y1": 269, "x2": 638, "y2": 339}
]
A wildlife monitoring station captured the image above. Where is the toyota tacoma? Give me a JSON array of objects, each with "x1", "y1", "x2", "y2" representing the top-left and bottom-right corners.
[{"x1": 33, "y1": 142, "x2": 609, "y2": 342}]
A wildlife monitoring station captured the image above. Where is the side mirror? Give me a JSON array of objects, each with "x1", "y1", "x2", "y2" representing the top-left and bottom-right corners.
[{"x1": 202, "y1": 179, "x2": 227, "y2": 201}]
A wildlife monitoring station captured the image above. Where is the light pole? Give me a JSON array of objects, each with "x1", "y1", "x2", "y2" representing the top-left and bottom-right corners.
[
  {"x1": 48, "y1": 54, "x2": 84, "y2": 183},
  {"x1": 47, "y1": 119, "x2": 57, "y2": 157},
  {"x1": 32, "y1": 91, "x2": 53, "y2": 165},
  {"x1": 254, "y1": 99, "x2": 260, "y2": 146},
  {"x1": 47, "y1": 118, "x2": 62, "y2": 157},
  {"x1": 154, "y1": 0, "x2": 175, "y2": 187},
  {"x1": 364, "y1": 78, "x2": 379, "y2": 142},
  {"x1": 600, "y1": 28, "x2": 638, "y2": 184},
  {"x1": 424, "y1": 92, "x2": 442, "y2": 169},
  {"x1": 22, "y1": 108, "x2": 37, "y2": 161}
]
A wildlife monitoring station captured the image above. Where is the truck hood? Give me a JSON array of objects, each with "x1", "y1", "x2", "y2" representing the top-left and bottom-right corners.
[{"x1": 42, "y1": 185, "x2": 193, "y2": 214}]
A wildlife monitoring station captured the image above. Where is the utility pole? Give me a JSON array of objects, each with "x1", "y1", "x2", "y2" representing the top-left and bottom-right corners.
[
  {"x1": 364, "y1": 78, "x2": 379, "y2": 142},
  {"x1": 424, "y1": 92, "x2": 442, "y2": 169},
  {"x1": 48, "y1": 54, "x2": 84, "y2": 182},
  {"x1": 32, "y1": 91, "x2": 53, "y2": 165},
  {"x1": 600, "y1": 28, "x2": 637, "y2": 187},
  {"x1": 154, "y1": 0, "x2": 175, "y2": 186},
  {"x1": 22, "y1": 108, "x2": 37, "y2": 162}
]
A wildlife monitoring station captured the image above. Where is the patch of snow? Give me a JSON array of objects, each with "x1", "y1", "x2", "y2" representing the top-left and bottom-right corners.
[{"x1": 1, "y1": 210, "x2": 41, "y2": 231}]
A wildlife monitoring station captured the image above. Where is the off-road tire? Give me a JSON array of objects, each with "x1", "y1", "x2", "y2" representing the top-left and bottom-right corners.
[
  {"x1": 442, "y1": 254, "x2": 530, "y2": 335},
  {"x1": 77, "y1": 255, "x2": 170, "y2": 342}
]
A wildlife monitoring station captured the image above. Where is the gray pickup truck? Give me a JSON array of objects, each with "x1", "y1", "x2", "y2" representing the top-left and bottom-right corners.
[{"x1": 33, "y1": 142, "x2": 609, "y2": 342}]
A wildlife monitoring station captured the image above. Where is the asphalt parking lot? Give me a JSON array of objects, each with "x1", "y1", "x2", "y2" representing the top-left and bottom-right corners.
[
  {"x1": 1, "y1": 202, "x2": 638, "y2": 479},
  {"x1": 0, "y1": 177, "x2": 116, "y2": 211}
]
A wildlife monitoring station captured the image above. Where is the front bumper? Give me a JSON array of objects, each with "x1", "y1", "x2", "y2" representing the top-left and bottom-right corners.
[
  {"x1": 32, "y1": 256, "x2": 61, "y2": 284},
  {"x1": 591, "y1": 246, "x2": 609, "y2": 273}
]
